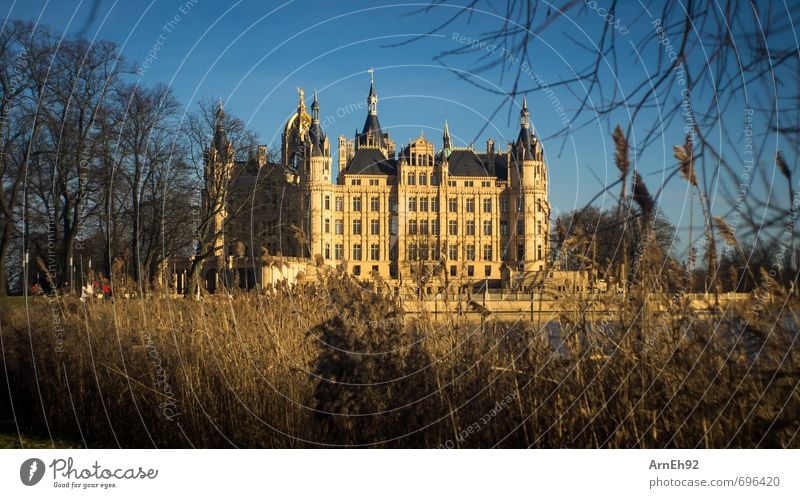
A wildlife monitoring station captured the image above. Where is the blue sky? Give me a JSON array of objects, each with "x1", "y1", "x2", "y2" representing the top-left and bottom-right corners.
[{"x1": 4, "y1": 0, "x2": 797, "y2": 259}]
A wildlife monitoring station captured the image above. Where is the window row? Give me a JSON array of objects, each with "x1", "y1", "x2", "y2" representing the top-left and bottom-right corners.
[
  {"x1": 325, "y1": 243, "x2": 382, "y2": 261},
  {"x1": 408, "y1": 243, "x2": 494, "y2": 261},
  {"x1": 406, "y1": 172, "x2": 439, "y2": 186},
  {"x1": 406, "y1": 196, "x2": 439, "y2": 212}
]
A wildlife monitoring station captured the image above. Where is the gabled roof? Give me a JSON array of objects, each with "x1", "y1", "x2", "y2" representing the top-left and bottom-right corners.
[
  {"x1": 443, "y1": 149, "x2": 491, "y2": 177},
  {"x1": 345, "y1": 148, "x2": 397, "y2": 175}
]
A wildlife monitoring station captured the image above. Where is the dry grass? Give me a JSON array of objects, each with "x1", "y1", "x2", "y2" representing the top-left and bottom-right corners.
[{"x1": 1, "y1": 274, "x2": 798, "y2": 448}]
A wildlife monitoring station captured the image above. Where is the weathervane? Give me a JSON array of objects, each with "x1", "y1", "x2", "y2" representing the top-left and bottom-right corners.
[{"x1": 368, "y1": 67, "x2": 374, "y2": 84}]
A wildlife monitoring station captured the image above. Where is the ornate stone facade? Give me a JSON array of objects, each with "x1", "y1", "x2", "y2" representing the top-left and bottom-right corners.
[{"x1": 202, "y1": 74, "x2": 551, "y2": 290}]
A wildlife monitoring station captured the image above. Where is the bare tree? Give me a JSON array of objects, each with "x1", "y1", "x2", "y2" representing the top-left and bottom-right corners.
[{"x1": 181, "y1": 98, "x2": 259, "y2": 297}]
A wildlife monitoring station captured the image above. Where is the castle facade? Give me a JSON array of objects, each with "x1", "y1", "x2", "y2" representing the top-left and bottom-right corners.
[{"x1": 199, "y1": 74, "x2": 551, "y2": 291}]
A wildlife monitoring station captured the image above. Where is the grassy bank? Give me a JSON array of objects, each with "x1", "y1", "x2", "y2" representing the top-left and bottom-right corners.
[{"x1": 1, "y1": 275, "x2": 798, "y2": 448}]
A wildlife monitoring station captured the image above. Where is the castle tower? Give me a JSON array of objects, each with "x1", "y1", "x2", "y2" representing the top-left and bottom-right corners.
[
  {"x1": 203, "y1": 98, "x2": 234, "y2": 260},
  {"x1": 307, "y1": 90, "x2": 332, "y2": 260},
  {"x1": 355, "y1": 68, "x2": 395, "y2": 157},
  {"x1": 515, "y1": 96, "x2": 549, "y2": 270}
]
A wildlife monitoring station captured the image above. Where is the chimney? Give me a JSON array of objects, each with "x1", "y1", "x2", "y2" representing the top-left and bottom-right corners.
[
  {"x1": 257, "y1": 145, "x2": 267, "y2": 167},
  {"x1": 486, "y1": 138, "x2": 495, "y2": 155}
]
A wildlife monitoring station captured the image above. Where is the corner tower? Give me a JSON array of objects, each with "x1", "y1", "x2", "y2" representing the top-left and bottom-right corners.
[
  {"x1": 515, "y1": 96, "x2": 549, "y2": 271},
  {"x1": 203, "y1": 98, "x2": 234, "y2": 260}
]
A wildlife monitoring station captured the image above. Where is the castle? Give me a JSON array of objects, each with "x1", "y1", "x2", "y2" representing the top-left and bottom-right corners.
[{"x1": 179, "y1": 73, "x2": 554, "y2": 294}]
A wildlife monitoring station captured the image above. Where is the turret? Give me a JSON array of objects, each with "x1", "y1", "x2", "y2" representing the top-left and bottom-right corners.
[
  {"x1": 442, "y1": 119, "x2": 451, "y2": 150},
  {"x1": 204, "y1": 98, "x2": 234, "y2": 261},
  {"x1": 367, "y1": 67, "x2": 377, "y2": 115}
]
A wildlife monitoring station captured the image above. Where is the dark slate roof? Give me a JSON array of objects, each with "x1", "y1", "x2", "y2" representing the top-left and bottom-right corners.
[
  {"x1": 477, "y1": 153, "x2": 509, "y2": 181},
  {"x1": 359, "y1": 114, "x2": 385, "y2": 144},
  {"x1": 345, "y1": 148, "x2": 397, "y2": 175},
  {"x1": 445, "y1": 149, "x2": 491, "y2": 177},
  {"x1": 308, "y1": 121, "x2": 325, "y2": 157},
  {"x1": 514, "y1": 126, "x2": 535, "y2": 161}
]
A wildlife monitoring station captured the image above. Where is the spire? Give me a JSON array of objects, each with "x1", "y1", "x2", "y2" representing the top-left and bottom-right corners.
[
  {"x1": 358, "y1": 67, "x2": 385, "y2": 150},
  {"x1": 442, "y1": 119, "x2": 451, "y2": 150},
  {"x1": 367, "y1": 67, "x2": 377, "y2": 115},
  {"x1": 215, "y1": 98, "x2": 225, "y2": 129},
  {"x1": 309, "y1": 90, "x2": 324, "y2": 157},
  {"x1": 213, "y1": 97, "x2": 228, "y2": 153},
  {"x1": 311, "y1": 89, "x2": 320, "y2": 121},
  {"x1": 516, "y1": 95, "x2": 534, "y2": 160},
  {"x1": 520, "y1": 95, "x2": 530, "y2": 129}
]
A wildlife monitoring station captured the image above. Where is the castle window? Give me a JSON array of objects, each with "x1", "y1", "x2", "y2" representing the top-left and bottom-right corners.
[
  {"x1": 370, "y1": 219, "x2": 380, "y2": 235},
  {"x1": 370, "y1": 244, "x2": 380, "y2": 261},
  {"x1": 353, "y1": 265, "x2": 361, "y2": 276},
  {"x1": 408, "y1": 220, "x2": 417, "y2": 235},
  {"x1": 431, "y1": 197, "x2": 439, "y2": 212},
  {"x1": 431, "y1": 219, "x2": 439, "y2": 235},
  {"x1": 352, "y1": 219, "x2": 362, "y2": 235},
  {"x1": 369, "y1": 179, "x2": 380, "y2": 186},
  {"x1": 466, "y1": 244, "x2": 475, "y2": 261},
  {"x1": 448, "y1": 244, "x2": 458, "y2": 260},
  {"x1": 324, "y1": 219, "x2": 330, "y2": 234},
  {"x1": 517, "y1": 244, "x2": 524, "y2": 260},
  {"x1": 420, "y1": 197, "x2": 428, "y2": 212},
  {"x1": 351, "y1": 179, "x2": 361, "y2": 186},
  {"x1": 467, "y1": 265, "x2": 474, "y2": 277},
  {"x1": 335, "y1": 220, "x2": 344, "y2": 234},
  {"x1": 431, "y1": 174, "x2": 439, "y2": 186},
  {"x1": 335, "y1": 244, "x2": 343, "y2": 260},
  {"x1": 485, "y1": 265, "x2": 492, "y2": 277},
  {"x1": 500, "y1": 220, "x2": 509, "y2": 235},
  {"x1": 483, "y1": 220, "x2": 492, "y2": 236},
  {"x1": 353, "y1": 196, "x2": 362, "y2": 211},
  {"x1": 419, "y1": 173, "x2": 427, "y2": 185},
  {"x1": 335, "y1": 197, "x2": 343, "y2": 211},
  {"x1": 465, "y1": 198, "x2": 475, "y2": 213},
  {"x1": 408, "y1": 197, "x2": 417, "y2": 212},
  {"x1": 407, "y1": 173, "x2": 415, "y2": 185},
  {"x1": 450, "y1": 265, "x2": 457, "y2": 276},
  {"x1": 408, "y1": 244, "x2": 417, "y2": 260},
  {"x1": 420, "y1": 243, "x2": 429, "y2": 260},
  {"x1": 448, "y1": 198, "x2": 457, "y2": 212},
  {"x1": 325, "y1": 244, "x2": 330, "y2": 259},
  {"x1": 500, "y1": 198, "x2": 508, "y2": 213},
  {"x1": 466, "y1": 220, "x2": 475, "y2": 236},
  {"x1": 370, "y1": 196, "x2": 380, "y2": 211},
  {"x1": 481, "y1": 181, "x2": 492, "y2": 188},
  {"x1": 465, "y1": 180, "x2": 474, "y2": 188},
  {"x1": 324, "y1": 195, "x2": 330, "y2": 210},
  {"x1": 420, "y1": 220, "x2": 429, "y2": 235},
  {"x1": 537, "y1": 221, "x2": 542, "y2": 235},
  {"x1": 448, "y1": 220, "x2": 458, "y2": 236},
  {"x1": 483, "y1": 244, "x2": 492, "y2": 260},
  {"x1": 448, "y1": 180, "x2": 457, "y2": 187},
  {"x1": 483, "y1": 198, "x2": 492, "y2": 213},
  {"x1": 538, "y1": 245, "x2": 542, "y2": 260},
  {"x1": 517, "y1": 220, "x2": 524, "y2": 235},
  {"x1": 352, "y1": 244, "x2": 362, "y2": 261}
]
